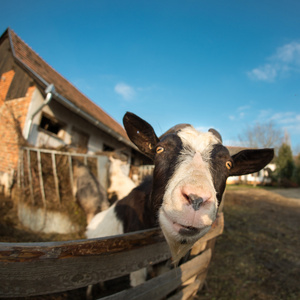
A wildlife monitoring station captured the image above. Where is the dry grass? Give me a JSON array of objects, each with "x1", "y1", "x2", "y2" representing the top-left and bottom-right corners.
[{"x1": 197, "y1": 188, "x2": 300, "y2": 300}]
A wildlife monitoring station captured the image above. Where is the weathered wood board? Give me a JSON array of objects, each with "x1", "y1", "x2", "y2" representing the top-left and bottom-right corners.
[{"x1": 0, "y1": 213, "x2": 223, "y2": 298}]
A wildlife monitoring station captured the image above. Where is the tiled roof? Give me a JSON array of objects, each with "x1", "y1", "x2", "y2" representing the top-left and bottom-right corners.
[{"x1": 6, "y1": 28, "x2": 129, "y2": 142}]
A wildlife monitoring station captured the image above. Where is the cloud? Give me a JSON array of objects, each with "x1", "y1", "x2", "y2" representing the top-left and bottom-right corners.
[
  {"x1": 248, "y1": 64, "x2": 278, "y2": 81},
  {"x1": 258, "y1": 110, "x2": 300, "y2": 134},
  {"x1": 114, "y1": 82, "x2": 136, "y2": 100},
  {"x1": 237, "y1": 105, "x2": 251, "y2": 112},
  {"x1": 247, "y1": 42, "x2": 300, "y2": 81},
  {"x1": 229, "y1": 105, "x2": 251, "y2": 121}
]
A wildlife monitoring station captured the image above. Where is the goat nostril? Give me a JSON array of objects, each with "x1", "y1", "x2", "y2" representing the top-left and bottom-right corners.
[
  {"x1": 191, "y1": 197, "x2": 203, "y2": 211},
  {"x1": 183, "y1": 194, "x2": 190, "y2": 201},
  {"x1": 186, "y1": 194, "x2": 204, "y2": 211}
]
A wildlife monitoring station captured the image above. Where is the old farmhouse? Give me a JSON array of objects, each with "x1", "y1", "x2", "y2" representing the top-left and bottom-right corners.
[{"x1": 0, "y1": 28, "x2": 148, "y2": 182}]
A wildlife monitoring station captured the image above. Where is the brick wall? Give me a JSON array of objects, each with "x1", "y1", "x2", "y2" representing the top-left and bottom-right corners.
[
  {"x1": 0, "y1": 70, "x2": 34, "y2": 172},
  {"x1": 0, "y1": 70, "x2": 15, "y2": 104}
]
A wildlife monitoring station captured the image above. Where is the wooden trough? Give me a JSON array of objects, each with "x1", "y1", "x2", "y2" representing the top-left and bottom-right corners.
[{"x1": 0, "y1": 212, "x2": 224, "y2": 299}]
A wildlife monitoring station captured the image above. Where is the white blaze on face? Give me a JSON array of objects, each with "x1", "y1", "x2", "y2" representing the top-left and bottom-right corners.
[{"x1": 158, "y1": 127, "x2": 221, "y2": 261}]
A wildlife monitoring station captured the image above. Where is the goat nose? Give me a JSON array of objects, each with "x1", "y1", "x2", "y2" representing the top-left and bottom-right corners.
[{"x1": 188, "y1": 194, "x2": 204, "y2": 211}]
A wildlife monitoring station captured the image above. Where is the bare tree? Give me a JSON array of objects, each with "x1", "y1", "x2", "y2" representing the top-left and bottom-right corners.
[
  {"x1": 238, "y1": 121, "x2": 282, "y2": 187},
  {"x1": 238, "y1": 121, "x2": 283, "y2": 151}
]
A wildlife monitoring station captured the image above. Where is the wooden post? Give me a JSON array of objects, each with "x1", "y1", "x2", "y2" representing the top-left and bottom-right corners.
[
  {"x1": 97, "y1": 155, "x2": 109, "y2": 190},
  {"x1": 51, "y1": 152, "x2": 60, "y2": 204},
  {"x1": 37, "y1": 150, "x2": 46, "y2": 207},
  {"x1": 17, "y1": 149, "x2": 22, "y2": 188},
  {"x1": 68, "y1": 154, "x2": 74, "y2": 191},
  {"x1": 27, "y1": 149, "x2": 34, "y2": 205}
]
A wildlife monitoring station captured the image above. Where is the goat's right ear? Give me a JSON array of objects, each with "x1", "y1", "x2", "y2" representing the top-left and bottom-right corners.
[{"x1": 123, "y1": 112, "x2": 159, "y2": 159}]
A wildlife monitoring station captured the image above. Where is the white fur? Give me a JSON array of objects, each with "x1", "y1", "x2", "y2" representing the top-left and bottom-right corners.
[
  {"x1": 86, "y1": 204, "x2": 123, "y2": 238},
  {"x1": 107, "y1": 157, "x2": 136, "y2": 201},
  {"x1": 130, "y1": 268, "x2": 148, "y2": 287},
  {"x1": 86, "y1": 204, "x2": 147, "y2": 287}
]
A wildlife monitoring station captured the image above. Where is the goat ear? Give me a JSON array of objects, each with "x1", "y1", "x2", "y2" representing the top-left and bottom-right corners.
[
  {"x1": 123, "y1": 112, "x2": 159, "y2": 159},
  {"x1": 208, "y1": 128, "x2": 222, "y2": 143},
  {"x1": 229, "y1": 148, "x2": 274, "y2": 176}
]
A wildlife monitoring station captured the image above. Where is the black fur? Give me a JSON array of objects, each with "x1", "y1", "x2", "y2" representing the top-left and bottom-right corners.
[
  {"x1": 210, "y1": 144, "x2": 232, "y2": 204},
  {"x1": 151, "y1": 133, "x2": 183, "y2": 213},
  {"x1": 115, "y1": 176, "x2": 156, "y2": 233}
]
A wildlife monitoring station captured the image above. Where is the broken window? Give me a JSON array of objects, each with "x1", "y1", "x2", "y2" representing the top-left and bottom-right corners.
[
  {"x1": 103, "y1": 144, "x2": 115, "y2": 152},
  {"x1": 39, "y1": 113, "x2": 65, "y2": 138}
]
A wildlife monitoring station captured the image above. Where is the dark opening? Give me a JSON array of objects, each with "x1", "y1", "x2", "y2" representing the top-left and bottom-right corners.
[{"x1": 40, "y1": 114, "x2": 64, "y2": 135}]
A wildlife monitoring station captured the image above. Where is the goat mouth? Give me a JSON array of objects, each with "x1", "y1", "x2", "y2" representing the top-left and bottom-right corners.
[
  {"x1": 161, "y1": 209, "x2": 201, "y2": 237},
  {"x1": 176, "y1": 224, "x2": 201, "y2": 236},
  {"x1": 170, "y1": 218, "x2": 201, "y2": 236}
]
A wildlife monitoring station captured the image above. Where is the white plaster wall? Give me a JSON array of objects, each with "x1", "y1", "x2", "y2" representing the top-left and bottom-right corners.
[
  {"x1": 25, "y1": 92, "x2": 131, "y2": 158},
  {"x1": 23, "y1": 87, "x2": 44, "y2": 142}
]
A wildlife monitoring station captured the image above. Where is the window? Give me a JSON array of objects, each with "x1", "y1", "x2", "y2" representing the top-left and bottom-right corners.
[
  {"x1": 39, "y1": 113, "x2": 65, "y2": 138},
  {"x1": 103, "y1": 144, "x2": 115, "y2": 152}
]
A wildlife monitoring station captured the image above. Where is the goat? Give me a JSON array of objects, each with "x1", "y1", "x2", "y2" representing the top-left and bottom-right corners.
[
  {"x1": 107, "y1": 156, "x2": 136, "y2": 203},
  {"x1": 87, "y1": 112, "x2": 274, "y2": 284},
  {"x1": 73, "y1": 162, "x2": 109, "y2": 224}
]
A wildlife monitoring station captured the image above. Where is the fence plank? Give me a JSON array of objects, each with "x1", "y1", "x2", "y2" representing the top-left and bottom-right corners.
[
  {"x1": 68, "y1": 154, "x2": 74, "y2": 191},
  {"x1": 100, "y1": 249, "x2": 212, "y2": 300},
  {"x1": 168, "y1": 279, "x2": 202, "y2": 300},
  {"x1": 26, "y1": 149, "x2": 34, "y2": 204},
  {"x1": 37, "y1": 150, "x2": 46, "y2": 207},
  {"x1": 0, "y1": 214, "x2": 223, "y2": 298},
  {"x1": 97, "y1": 156, "x2": 109, "y2": 190},
  {"x1": 51, "y1": 152, "x2": 61, "y2": 204},
  {"x1": 0, "y1": 229, "x2": 168, "y2": 297}
]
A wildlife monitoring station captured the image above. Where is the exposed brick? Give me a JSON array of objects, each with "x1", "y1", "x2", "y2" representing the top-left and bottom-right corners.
[
  {"x1": 0, "y1": 70, "x2": 15, "y2": 104},
  {"x1": 0, "y1": 74, "x2": 35, "y2": 172}
]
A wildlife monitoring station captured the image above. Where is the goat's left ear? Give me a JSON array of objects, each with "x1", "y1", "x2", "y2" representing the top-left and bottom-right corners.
[
  {"x1": 123, "y1": 112, "x2": 159, "y2": 159},
  {"x1": 229, "y1": 148, "x2": 274, "y2": 176},
  {"x1": 208, "y1": 128, "x2": 222, "y2": 143}
]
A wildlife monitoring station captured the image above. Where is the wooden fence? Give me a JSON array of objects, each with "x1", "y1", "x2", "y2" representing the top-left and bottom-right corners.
[
  {"x1": 0, "y1": 212, "x2": 224, "y2": 299},
  {"x1": 17, "y1": 147, "x2": 110, "y2": 205},
  {"x1": 17, "y1": 147, "x2": 154, "y2": 206},
  {"x1": 0, "y1": 147, "x2": 225, "y2": 298}
]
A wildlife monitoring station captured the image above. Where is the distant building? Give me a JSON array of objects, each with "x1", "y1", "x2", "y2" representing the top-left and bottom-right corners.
[{"x1": 0, "y1": 28, "x2": 149, "y2": 177}]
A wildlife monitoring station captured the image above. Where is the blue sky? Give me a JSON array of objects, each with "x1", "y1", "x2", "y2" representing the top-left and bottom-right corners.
[{"x1": 1, "y1": 0, "x2": 300, "y2": 153}]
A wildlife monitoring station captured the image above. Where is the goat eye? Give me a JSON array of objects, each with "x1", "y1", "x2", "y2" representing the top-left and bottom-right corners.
[
  {"x1": 226, "y1": 161, "x2": 232, "y2": 170},
  {"x1": 156, "y1": 146, "x2": 164, "y2": 154}
]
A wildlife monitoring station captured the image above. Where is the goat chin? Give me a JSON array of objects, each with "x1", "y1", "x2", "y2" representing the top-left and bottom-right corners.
[{"x1": 161, "y1": 224, "x2": 211, "y2": 264}]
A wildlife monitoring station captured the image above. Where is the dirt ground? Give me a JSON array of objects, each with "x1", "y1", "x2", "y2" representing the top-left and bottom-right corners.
[
  {"x1": 0, "y1": 187, "x2": 299, "y2": 300},
  {"x1": 197, "y1": 187, "x2": 300, "y2": 300}
]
